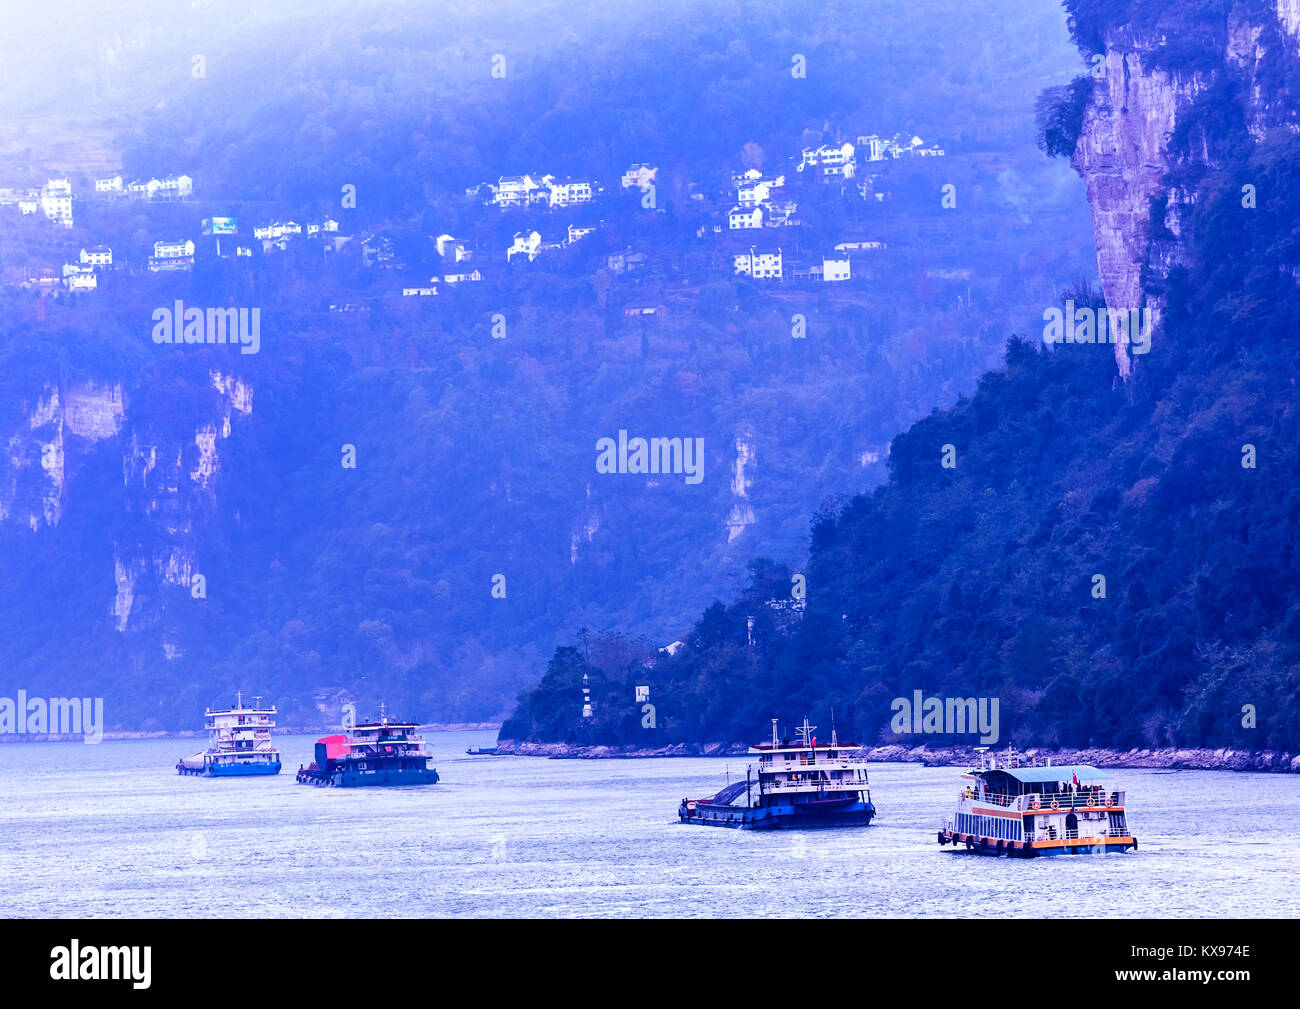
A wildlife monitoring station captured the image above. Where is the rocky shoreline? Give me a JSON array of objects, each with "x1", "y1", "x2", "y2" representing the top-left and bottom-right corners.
[
  {"x1": 0, "y1": 722, "x2": 502, "y2": 744},
  {"x1": 494, "y1": 739, "x2": 1300, "y2": 772}
]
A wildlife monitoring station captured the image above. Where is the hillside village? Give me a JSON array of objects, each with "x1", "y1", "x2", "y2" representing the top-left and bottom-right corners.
[{"x1": 0, "y1": 130, "x2": 943, "y2": 302}]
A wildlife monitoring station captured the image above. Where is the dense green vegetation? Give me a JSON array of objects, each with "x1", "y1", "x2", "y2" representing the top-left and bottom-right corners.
[{"x1": 506, "y1": 6, "x2": 1300, "y2": 752}]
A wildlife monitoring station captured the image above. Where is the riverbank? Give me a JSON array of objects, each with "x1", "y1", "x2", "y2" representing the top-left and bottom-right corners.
[{"x1": 494, "y1": 739, "x2": 1300, "y2": 772}]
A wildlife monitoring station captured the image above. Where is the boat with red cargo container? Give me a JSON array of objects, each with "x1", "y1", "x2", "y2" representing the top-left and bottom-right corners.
[{"x1": 296, "y1": 706, "x2": 440, "y2": 787}]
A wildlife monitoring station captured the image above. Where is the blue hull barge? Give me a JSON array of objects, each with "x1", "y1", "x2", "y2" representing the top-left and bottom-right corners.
[
  {"x1": 297, "y1": 709, "x2": 440, "y2": 787},
  {"x1": 679, "y1": 718, "x2": 875, "y2": 830},
  {"x1": 176, "y1": 692, "x2": 282, "y2": 777}
]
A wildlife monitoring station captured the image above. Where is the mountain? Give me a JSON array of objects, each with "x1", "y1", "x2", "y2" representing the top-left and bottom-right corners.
[
  {"x1": 0, "y1": 1, "x2": 1094, "y2": 730},
  {"x1": 503, "y1": 0, "x2": 1300, "y2": 753}
]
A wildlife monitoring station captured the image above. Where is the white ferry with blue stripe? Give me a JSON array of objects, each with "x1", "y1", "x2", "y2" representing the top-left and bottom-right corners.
[
  {"x1": 176, "y1": 693, "x2": 282, "y2": 777},
  {"x1": 937, "y1": 748, "x2": 1136, "y2": 857},
  {"x1": 678, "y1": 718, "x2": 875, "y2": 829}
]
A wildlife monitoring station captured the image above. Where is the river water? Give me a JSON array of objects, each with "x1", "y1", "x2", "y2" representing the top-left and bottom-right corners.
[{"x1": 1, "y1": 731, "x2": 1296, "y2": 917}]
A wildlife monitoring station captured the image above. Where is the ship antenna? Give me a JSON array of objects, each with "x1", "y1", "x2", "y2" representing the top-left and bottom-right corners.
[
  {"x1": 380, "y1": 699, "x2": 387, "y2": 725},
  {"x1": 831, "y1": 707, "x2": 838, "y2": 748},
  {"x1": 771, "y1": 718, "x2": 778, "y2": 748},
  {"x1": 235, "y1": 689, "x2": 242, "y2": 709}
]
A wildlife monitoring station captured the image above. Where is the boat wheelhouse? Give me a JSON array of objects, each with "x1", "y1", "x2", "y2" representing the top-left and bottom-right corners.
[
  {"x1": 937, "y1": 748, "x2": 1136, "y2": 857},
  {"x1": 176, "y1": 692, "x2": 282, "y2": 777},
  {"x1": 679, "y1": 718, "x2": 875, "y2": 829},
  {"x1": 296, "y1": 707, "x2": 439, "y2": 787}
]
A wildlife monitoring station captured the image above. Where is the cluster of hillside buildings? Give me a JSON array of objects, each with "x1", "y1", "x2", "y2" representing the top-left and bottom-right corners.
[
  {"x1": 92, "y1": 173, "x2": 194, "y2": 201},
  {"x1": 473, "y1": 173, "x2": 601, "y2": 209},
  {"x1": 1, "y1": 172, "x2": 195, "y2": 231},
  {"x1": 0, "y1": 178, "x2": 76, "y2": 228},
  {"x1": 6, "y1": 126, "x2": 939, "y2": 298}
]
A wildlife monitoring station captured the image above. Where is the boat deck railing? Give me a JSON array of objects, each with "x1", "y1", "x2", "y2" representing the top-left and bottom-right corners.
[
  {"x1": 961, "y1": 790, "x2": 1125, "y2": 812},
  {"x1": 761, "y1": 778, "x2": 868, "y2": 794}
]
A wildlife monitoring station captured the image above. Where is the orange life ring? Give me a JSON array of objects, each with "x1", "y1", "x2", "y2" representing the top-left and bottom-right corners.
[
  {"x1": 1050, "y1": 800, "x2": 1060, "y2": 810},
  {"x1": 1030, "y1": 798, "x2": 1041, "y2": 810},
  {"x1": 1105, "y1": 796, "x2": 1114, "y2": 807},
  {"x1": 1086, "y1": 796, "x2": 1096, "y2": 807}
]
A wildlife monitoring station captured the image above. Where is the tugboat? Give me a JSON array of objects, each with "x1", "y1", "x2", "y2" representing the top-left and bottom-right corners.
[
  {"x1": 176, "y1": 692, "x2": 282, "y2": 777},
  {"x1": 678, "y1": 718, "x2": 875, "y2": 829},
  {"x1": 296, "y1": 705, "x2": 440, "y2": 787},
  {"x1": 937, "y1": 747, "x2": 1137, "y2": 856}
]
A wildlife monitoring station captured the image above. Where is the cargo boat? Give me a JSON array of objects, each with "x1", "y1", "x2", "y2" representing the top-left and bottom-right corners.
[
  {"x1": 678, "y1": 718, "x2": 875, "y2": 829},
  {"x1": 937, "y1": 747, "x2": 1137, "y2": 857},
  {"x1": 176, "y1": 692, "x2": 282, "y2": 777},
  {"x1": 296, "y1": 708, "x2": 440, "y2": 787}
]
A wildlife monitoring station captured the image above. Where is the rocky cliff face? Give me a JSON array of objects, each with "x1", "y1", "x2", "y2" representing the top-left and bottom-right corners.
[
  {"x1": 1, "y1": 371, "x2": 253, "y2": 651},
  {"x1": 1071, "y1": 1, "x2": 1300, "y2": 377}
]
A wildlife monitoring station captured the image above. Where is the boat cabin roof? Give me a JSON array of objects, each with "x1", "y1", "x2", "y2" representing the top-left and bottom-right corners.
[{"x1": 979, "y1": 764, "x2": 1108, "y2": 784}]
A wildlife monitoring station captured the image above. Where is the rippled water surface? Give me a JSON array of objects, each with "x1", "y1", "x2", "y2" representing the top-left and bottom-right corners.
[{"x1": 2, "y1": 732, "x2": 1296, "y2": 917}]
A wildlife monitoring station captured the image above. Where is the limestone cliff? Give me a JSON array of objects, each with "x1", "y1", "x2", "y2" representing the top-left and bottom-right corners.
[
  {"x1": 0, "y1": 372, "x2": 253, "y2": 651},
  {"x1": 1069, "y1": 0, "x2": 1300, "y2": 377}
]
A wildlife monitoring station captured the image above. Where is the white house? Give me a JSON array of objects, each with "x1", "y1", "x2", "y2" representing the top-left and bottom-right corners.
[
  {"x1": 40, "y1": 178, "x2": 73, "y2": 227},
  {"x1": 443, "y1": 268, "x2": 483, "y2": 284},
  {"x1": 494, "y1": 175, "x2": 540, "y2": 207},
  {"x1": 507, "y1": 230, "x2": 542, "y2": 262},
  {"x1": 546, "y1": 177, "x2": 594, "y2": 207},
  {"x1": 621, "y1": 164, "x2": 658, "y2": 190},
  {"x1": 18, "y1": 198, "x2": 38, "y2": 215},
  {"x1": 798, "y1": 142, "x2": 856, "y2": 179},
  {"x1": 566, "y1": 223, "x2": 597, "y2": 245},
  {"x1": 763, "y1": 201, "x2": 798, "y2": 227},
  {"x1": 63, "y1": 265, "x2": 97, "y2": 292},
  {"x1": 437, "y1": 234, "x2": 471, "y2": 262},
  {"x1": 728, "y1": 204, "x2": 764, "y2": 230},
  {"x1": 153, "y1": 239, "x2": 195, "y2": 259},
  {"x1": 857, "y1": 135, "x2": 889, "y2": 161},
  {"x1": 80, "y1": 246, "x2": 112, "y2": 268},
  {"x1": 402, "y1": 286, "x2": 438, "y2": 297},
  {"x1": 733, "y1": 248, "x2": 783, "y2": 279},
  {"x1": 153, "y1": 174, "x2": 193, "y2": 200},
  {"x1": 737, "y1": 175, "x2": 783, "y2": 207},
  {"x1": 822, "y1": 256, "x2": 851, "y2": 281},
  {"x1": 94, "y1": 174, "x2": 123, "y2": 194}
]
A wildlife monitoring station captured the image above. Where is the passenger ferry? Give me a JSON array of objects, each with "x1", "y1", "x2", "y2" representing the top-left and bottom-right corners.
[
  {"x1": 296, "y1": 706, "x2": 440, "y2": 787},
  {"x1": 678, "y1": 718, "x2": 875, "y2": 829},
  {"x1": 937, "y1": 748, "x2": 1137, "y2": 856},
  {"x1": 176, "y1": 692, "x2": 282, "y2": 777}
]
